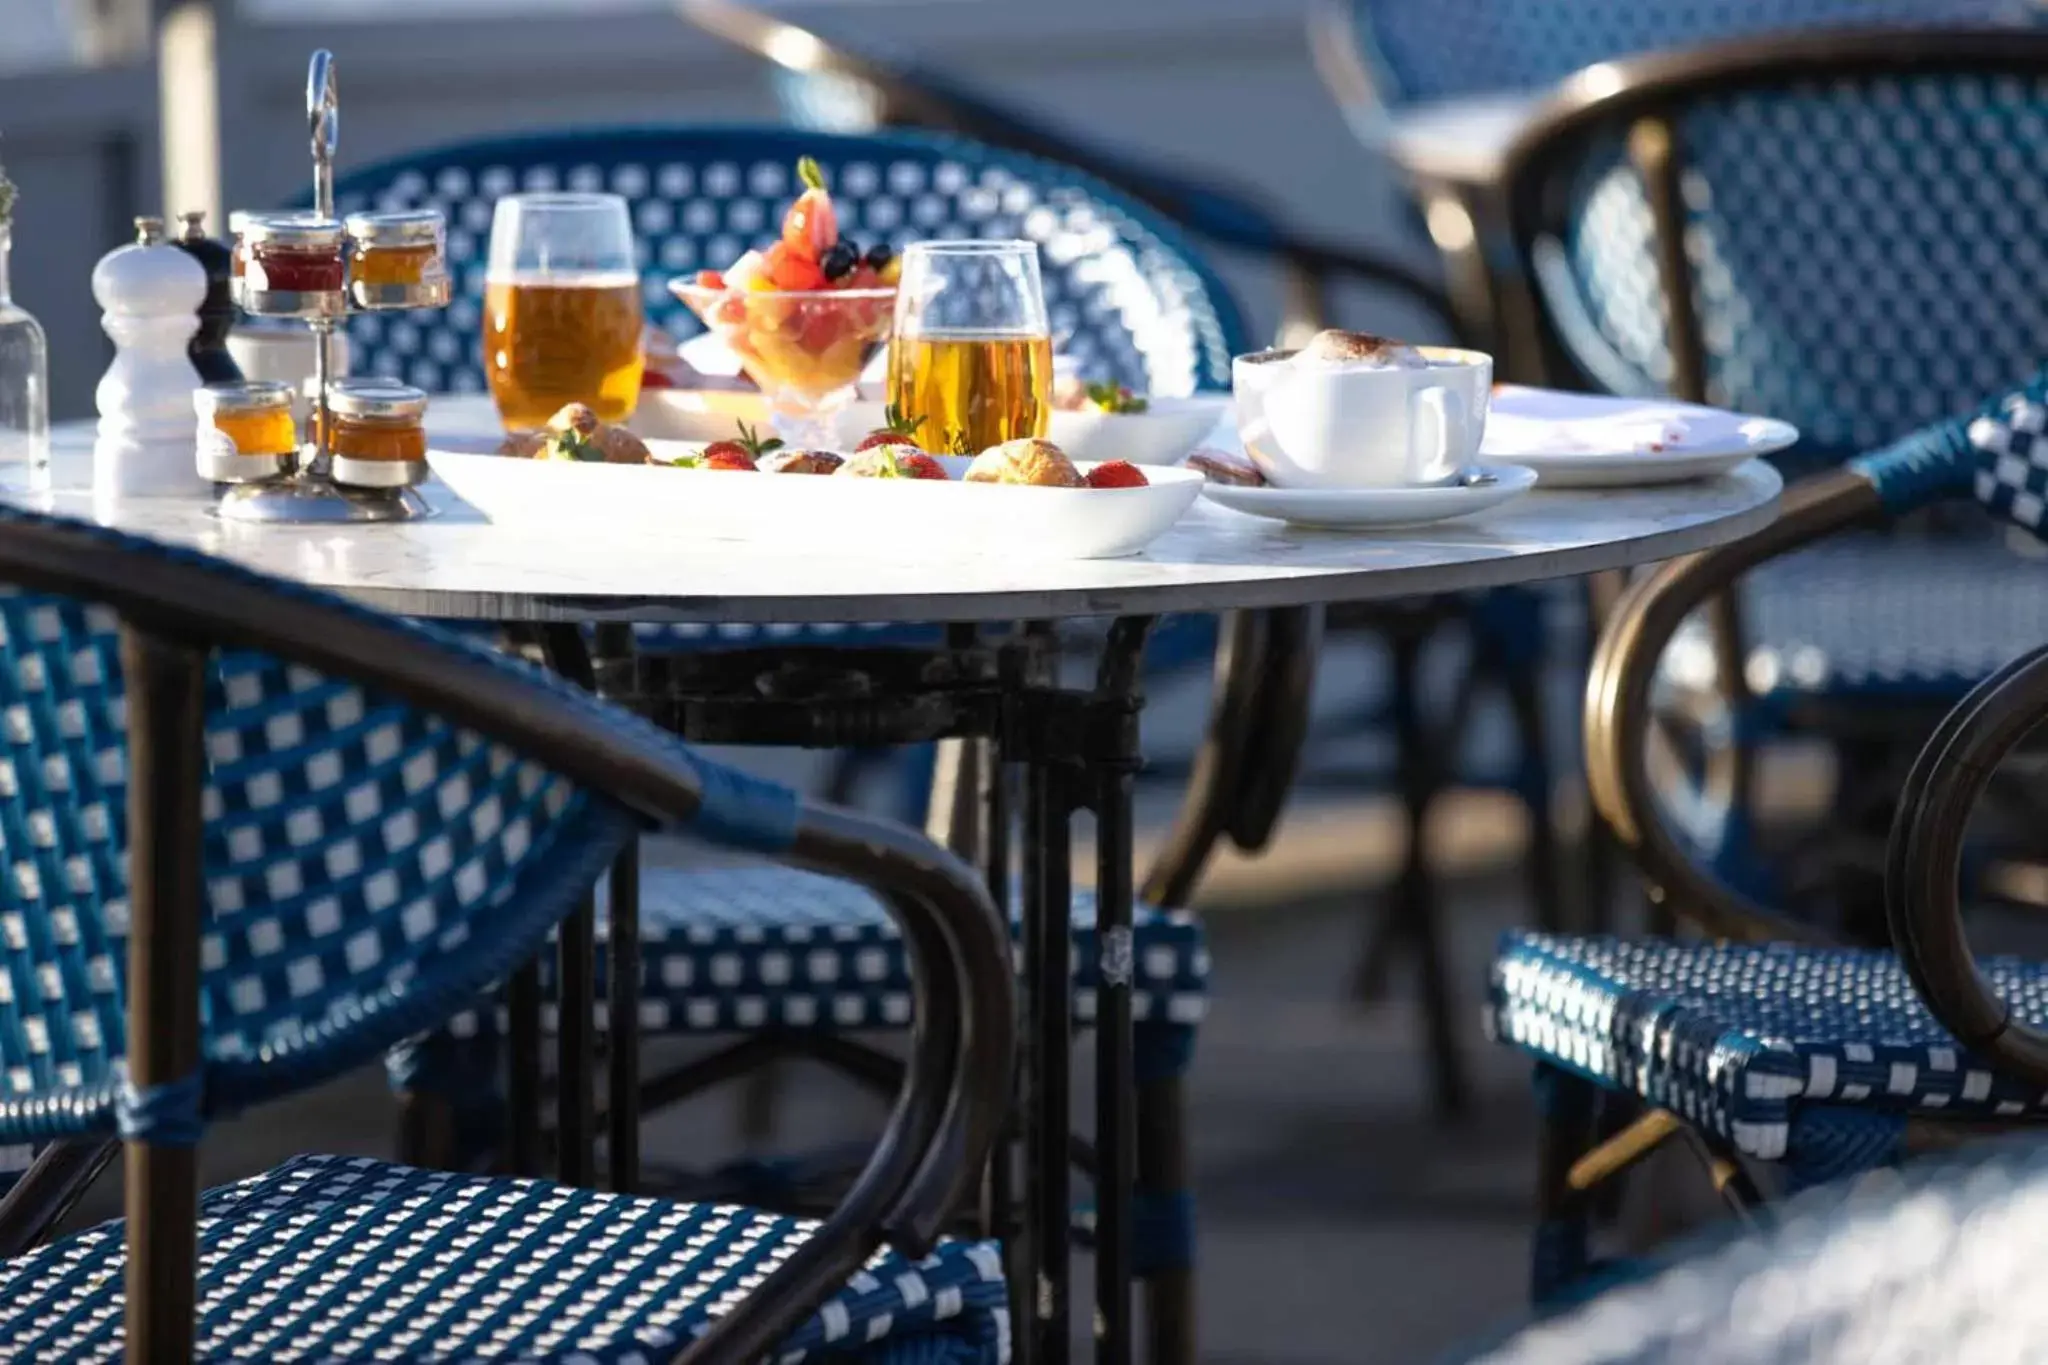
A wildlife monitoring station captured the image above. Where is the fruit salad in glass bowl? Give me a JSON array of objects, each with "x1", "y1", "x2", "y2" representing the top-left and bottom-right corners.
[{"x1": 669, "y1": 157, "x2": 898, "y2": 447}]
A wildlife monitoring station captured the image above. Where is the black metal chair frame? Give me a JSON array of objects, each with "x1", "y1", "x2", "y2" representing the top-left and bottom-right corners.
[{"x1": 0, "y1": 513, "x2": 1017, "y2": 1365}]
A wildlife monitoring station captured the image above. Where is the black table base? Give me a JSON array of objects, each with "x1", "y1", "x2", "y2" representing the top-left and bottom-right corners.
[{"x1": 501, "y1": 618, "x2": 1162, "y2": 1365}]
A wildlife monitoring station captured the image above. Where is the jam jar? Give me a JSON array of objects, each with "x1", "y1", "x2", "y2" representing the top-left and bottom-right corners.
[
  {"x1": 235, "y1": 215, "x2": 346, "y2": 316},
  {"x1": 344, "y1": 209, "x2": 450, "y2": 309},
  {"x1": 323, "y1": 379, "x2": 429, "y2": 489},
  {"x1": 194, "y1": 380, "x2": 298, "y2": 484}
]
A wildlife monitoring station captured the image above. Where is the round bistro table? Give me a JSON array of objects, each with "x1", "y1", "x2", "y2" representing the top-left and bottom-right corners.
[{"x1": 21, "y1": 420, "x2": 1781, "y2": 1365}]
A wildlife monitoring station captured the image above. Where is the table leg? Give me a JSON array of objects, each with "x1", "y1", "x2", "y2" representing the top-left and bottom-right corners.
[
  {"x1": 1022, "y1": 748, "x2": 1071, "y2": 1365},
  {"x1": 1093, "y1": 616, "x2": 1154, "y2": 1365}
]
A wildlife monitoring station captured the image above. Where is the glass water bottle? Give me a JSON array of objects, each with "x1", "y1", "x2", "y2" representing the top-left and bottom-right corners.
[{"x1": 0, "y1": 216, "x2": 50, "y2": 484}]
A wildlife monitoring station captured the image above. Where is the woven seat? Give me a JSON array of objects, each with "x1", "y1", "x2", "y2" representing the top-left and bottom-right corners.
[
  {"x1": 0, "y1": 1153, "x2": 1006, "y2": 1363},
  {"x1": 433, "y1": 868, "x2": 1203, "y2": 1048},
  {"x1": 1488, "y1": 932, "x2": 2048, "y2": 1173}
]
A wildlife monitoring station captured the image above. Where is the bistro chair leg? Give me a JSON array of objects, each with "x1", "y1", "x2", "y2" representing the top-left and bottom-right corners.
[
  {"x1": 1530, "y1": 1063, "x2": 1600, "y2": 1304},
  {"x1": 1387, "y1": 627, "x2": 1469, "y2": 1119},
  {"x1": 1138, "y1": 1070, "x2": 1196, "y2": 1365},
  {"x1": 120, "y1": 624, "x2": 209, "y2": 1363},
  {"x1": 1502, "y1": 654, "x2": 1565, "y2": 935}
]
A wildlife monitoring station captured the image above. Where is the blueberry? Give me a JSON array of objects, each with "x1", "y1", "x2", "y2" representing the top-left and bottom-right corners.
[
  {"x1": 819, "y1": 241, "x2": 859, "y2": 281},
  {"x1": 863, "y1": 243, "x2": 894, "y2": 269}
]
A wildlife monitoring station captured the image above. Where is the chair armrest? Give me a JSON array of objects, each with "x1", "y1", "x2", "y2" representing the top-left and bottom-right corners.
[
  {"x1": 1583, "y1": 469, "x2": 1878, "y2": 943},
  {"x1": 1887, "y1": 644, "x2": 2048, "y2": 1092},
  {"x1": 1226, "y1": 605, "x2": 1324, "y2": 851}
]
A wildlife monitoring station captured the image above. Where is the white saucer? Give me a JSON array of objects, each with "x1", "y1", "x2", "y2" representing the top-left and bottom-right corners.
[
  {"x1": 1483, "y1": 386, "x2": 1798, "y2": 487},
  {"x1": 1199, "y1": 464, "x2": 1537, "y2": 528}
]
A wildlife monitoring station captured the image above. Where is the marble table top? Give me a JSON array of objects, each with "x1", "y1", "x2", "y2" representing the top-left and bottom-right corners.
[
  {"x1": 1383, "y1": 92, "x2": 1544, "y2": 188},
  {"x1": 29, "y1": 419, "x2": 1781, "y2": 624}
]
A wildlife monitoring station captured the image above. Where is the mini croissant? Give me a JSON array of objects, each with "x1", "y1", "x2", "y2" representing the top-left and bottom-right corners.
[{"x1": 964, "y1": 438, "x2": 1083, "y2": 488}]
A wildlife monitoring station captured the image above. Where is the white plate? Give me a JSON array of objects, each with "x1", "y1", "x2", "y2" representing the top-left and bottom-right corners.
[
  {"x1": 427, "y1": 436, "x2": 1204, "y2": 560},
  {"x1": 1199, "y1": 464, "x2": 1537, "y2": 528},
  {"x1": 631, "y1": 389, "x2": 1227, "y2": 466},
  {"x1": 1481, "y1": 386, "x2": 1798, "y2": 487}
]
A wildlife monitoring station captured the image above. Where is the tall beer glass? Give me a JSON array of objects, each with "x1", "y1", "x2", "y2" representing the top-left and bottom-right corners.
[{"x1": 484, "y1": 193, "x2": 644, "y2": 429}]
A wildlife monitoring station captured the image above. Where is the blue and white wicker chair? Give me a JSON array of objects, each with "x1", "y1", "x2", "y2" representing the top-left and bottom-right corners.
[
  {"x1": 1491, "y1": 30, "x2": 2048, "y2": 929},
  {"x1": 1454, "y1": 1137, "x2": 2048, "y2": 1364},
  {"x1": 0, "y1": 505, "x2": 1015, "y2": 1362},
  {"x1": 323, "y1": 124, "x2": 1272, "y2": 1360},
  {"x1": 1487, "y1": 364, "x2": 2048, "y2": 1302}
]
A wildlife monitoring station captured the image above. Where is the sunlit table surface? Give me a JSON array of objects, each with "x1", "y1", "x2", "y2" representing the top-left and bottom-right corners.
[{"x1": 23, "y1": 405, "x2": 1780, "y2": 625}]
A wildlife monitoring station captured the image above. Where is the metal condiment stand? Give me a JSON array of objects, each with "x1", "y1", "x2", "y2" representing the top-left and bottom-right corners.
[{"x1": 217, "y1": 50, "x2": 440, "y2": 524}]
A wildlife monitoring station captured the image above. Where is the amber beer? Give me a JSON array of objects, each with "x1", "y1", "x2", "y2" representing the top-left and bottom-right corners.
[
  {"x1": 886, "y1": 331, "x2": 1053, "y2": 453},
  {"x1": 483, "y1": 273, "x2": 645, "y2": 429}
]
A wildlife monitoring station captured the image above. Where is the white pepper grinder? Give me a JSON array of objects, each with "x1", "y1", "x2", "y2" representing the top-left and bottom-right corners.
[{"x1": 93, "y1": 215, "x2": 206, "y2": 497}]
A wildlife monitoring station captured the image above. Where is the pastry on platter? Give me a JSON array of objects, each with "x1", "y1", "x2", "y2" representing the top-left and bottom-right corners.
[
  {"x1": 499, "y1": 402, "x2": 652, "y2": 464},
  {"x1": 964, "y1": 438, "x2": 1083, "y2": 487}
]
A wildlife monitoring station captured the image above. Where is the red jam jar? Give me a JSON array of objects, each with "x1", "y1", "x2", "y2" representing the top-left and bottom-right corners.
[{"x1": 242, "y1": 215, "x2": 346, "y2": 294}]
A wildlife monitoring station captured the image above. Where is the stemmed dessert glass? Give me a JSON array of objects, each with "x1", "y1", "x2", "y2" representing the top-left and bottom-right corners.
[{"x1": 671, "y1": 279, "x2": 895, "y2": 449}]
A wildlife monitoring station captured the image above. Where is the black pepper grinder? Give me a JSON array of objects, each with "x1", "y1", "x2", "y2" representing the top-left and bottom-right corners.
[{"x1": 173, "y1": 209, "x2": 243, "y2": 384}]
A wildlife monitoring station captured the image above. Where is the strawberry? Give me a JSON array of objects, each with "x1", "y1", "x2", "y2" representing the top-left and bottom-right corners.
[
  {"x1": 694, "y1": 268, "x2": 726, "y2": 291},
  {"x1": 1084, "y1": 460, "x2": 1148, "y2": 489},
  {"x1": 897, "y1": 451, "x2": 948, "y2": 481},
  {"x1": 639, "y1": 368, "x2": 676, "y2": 391},
  {"x1": 781, "y1": 156, "x2": 839, "y2": 262},
  {"x1": 765, "y1": 242, "x2": 828, "y2": 292},
  {"x1": 856, "y1": 405, "x2": 925, "y2": 452},
  {"x1": 700, "y1": 422, "x2": 782, "y2": 467}
]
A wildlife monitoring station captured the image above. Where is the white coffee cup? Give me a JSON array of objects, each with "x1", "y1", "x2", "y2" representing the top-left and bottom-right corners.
[{"x1": 1233, "y1": 345, "x2": 1492, "y2": 490}]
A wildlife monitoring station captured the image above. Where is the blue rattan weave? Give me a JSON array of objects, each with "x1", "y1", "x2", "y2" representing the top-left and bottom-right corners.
[
  {"x1": 0, "y1": 585, "x2": 648, "y2": 1145},
  {"x1": 325, "y1": 125, "x2": 1247, "y2": 399},
  {"x1": 1487, "y1": 933, "x2": 2048, "y2": 1167},
  {"x1": 0, "y1": 1152, "x2": 1007, "y2": 1363},
  {"x1": 440, "y1": 866, "x2": 1206, "y2": 1039},
  {"x1": 1541, "y1": 73, "x2": 2048, "y2": 462},
  {"x1": 0, "y1": 498, "x2": 827, "y2": 1148},
  {"x1": 1349, "y1": 1, "x2": 2033, "y2": 106}
]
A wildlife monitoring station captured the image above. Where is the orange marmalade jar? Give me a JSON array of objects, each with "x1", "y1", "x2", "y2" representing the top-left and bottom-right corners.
[
  {"x1": 324, "y1": 380, "x2": 429, "y2": 488},
  {"x1": 345, "y1": 209, "x2": 450, "y2": 308},
  {"x1": 194, "y1": 380, "x2": 297, "y2": 483}
]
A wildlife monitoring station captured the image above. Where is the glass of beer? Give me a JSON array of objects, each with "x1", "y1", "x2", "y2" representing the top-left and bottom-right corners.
[
  {"x1": 483, "y1": 193, "x2": 644, "y2": 430},
  {"x1": 886, "y1": 241, "x2": 1052, "y2": 454}
]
